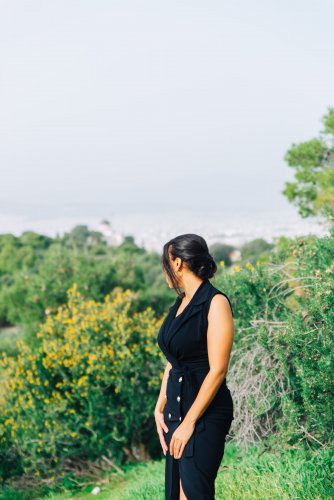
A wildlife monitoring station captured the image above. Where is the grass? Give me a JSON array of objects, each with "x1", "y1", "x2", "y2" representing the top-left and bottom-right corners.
[{"x1": 1, "y1": 442, "x2": 332, "y2": 500}]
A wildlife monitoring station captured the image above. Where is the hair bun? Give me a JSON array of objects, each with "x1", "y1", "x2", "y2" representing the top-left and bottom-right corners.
[{"x1": 193, "y1": 253, "x2": 216, "y2": 280}]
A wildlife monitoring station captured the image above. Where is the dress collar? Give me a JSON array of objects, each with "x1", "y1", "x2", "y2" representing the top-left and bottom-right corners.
[
  {"x1": 172, "y1": 278, "x2": 210, "y2": 317},
  {"x1": 163, "y1": 278, "x2": 212, "y2": 352}
]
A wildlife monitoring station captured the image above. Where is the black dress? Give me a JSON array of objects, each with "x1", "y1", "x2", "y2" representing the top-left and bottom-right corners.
[{"x1": 157, "y1": 278, "x2": 234, "y2": 500}]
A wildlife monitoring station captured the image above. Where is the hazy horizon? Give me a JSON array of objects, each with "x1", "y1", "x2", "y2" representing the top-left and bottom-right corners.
[{"x1": 1, "y1": 1, "x2": 333, "y2": 236}]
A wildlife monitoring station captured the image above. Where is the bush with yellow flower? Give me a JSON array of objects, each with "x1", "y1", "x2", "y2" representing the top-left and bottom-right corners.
[{"x1": 0, "y1": 283, "x2": 165, "y2": 482}]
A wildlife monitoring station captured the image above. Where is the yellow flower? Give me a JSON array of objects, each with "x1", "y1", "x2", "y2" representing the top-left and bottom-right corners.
[
  {"x1": 234, "y1": 265, "x2": 241, "y2": 272},
  {"x1": 77, "y1": 376, "x2": 87, "y2": 387},
  {"x1": 219, "y1": 260, "x2": 225, "y2": 267}
]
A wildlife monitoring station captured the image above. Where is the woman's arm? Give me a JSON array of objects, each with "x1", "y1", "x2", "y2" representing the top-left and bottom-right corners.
[
  {"x1": 154, "y1": 359, "x2": 172, "y2": 455},
  {"x1": 155, "y1": 359, "x2": 172, "y2": 413},
  {"x1": 184, "y1": 294, "x2": 234, "y2": 424},
  {"x1": 169, "y1": 294, "x2": 234, "y2": 458}
]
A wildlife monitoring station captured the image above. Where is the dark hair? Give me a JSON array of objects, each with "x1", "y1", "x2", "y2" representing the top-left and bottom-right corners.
[{"x1": 161, "y1": 233, "x2": 217, "y2": 295}]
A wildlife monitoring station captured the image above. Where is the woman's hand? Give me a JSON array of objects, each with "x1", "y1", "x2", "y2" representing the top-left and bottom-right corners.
[
  {"x1": 169, "y1": 418, "x2": 195, "y2": 459},
  {"x1": 154, "y1": 407, "x2": 169, "y2": 456}
]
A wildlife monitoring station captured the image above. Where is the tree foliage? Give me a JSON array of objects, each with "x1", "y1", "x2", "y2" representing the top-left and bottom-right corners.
[{"x1": 283, "y1": 107, "x2": 334, "y2": 221}]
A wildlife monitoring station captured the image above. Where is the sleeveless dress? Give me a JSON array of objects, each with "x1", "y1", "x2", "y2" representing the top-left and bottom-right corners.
[{"x1": 157, "y1": 278, "x2": 234, "y2": 500}]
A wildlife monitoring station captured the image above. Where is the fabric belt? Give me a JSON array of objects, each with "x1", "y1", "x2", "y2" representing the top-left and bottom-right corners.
[{"x1": 168, "y1": 363, "x2": 209, "y2": 458}]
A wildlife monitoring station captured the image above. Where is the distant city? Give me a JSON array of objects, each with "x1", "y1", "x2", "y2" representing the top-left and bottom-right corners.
[{"x1": 0, "y1": 206, "x2": 329, "y2": 252}]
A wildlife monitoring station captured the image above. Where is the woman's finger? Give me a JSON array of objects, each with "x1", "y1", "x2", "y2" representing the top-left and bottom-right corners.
[
  {"x1": 155, "y1": 413, "x2": 169, "y2": 434},
  {"x1": 157, "y1": 427, "x2": 168, "y2": 454},
  {"x1": 160, "y1": 418, "x2": 169, "y2": 434},
  {"x1": 170, "y1": 437, "x2": 181, "y2": 457},
  {"x1": 173, "y1": 440, "x2": 182, "y2": 458},
  {"x1": 159, "y1": 436, "x2": 168, "y2": 455},
  {"x1": 175, "y1": 442, "x2": 185, "y2": 459},
  {"x1": 169, "y1": 435, "x2": 174, "y2": 455},
  {"x1": 159, "y1": 431, "x2": 168, "y2": 453}
]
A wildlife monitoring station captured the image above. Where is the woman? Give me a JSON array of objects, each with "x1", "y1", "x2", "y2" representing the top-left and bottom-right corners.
[{"x1": 155, "y1": 234, "x2": 234, "y2": 500}]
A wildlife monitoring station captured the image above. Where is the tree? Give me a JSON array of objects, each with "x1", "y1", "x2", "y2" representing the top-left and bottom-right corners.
[
  {"x1": 240, "y1": 238, "x2": 274, "y2": 264},
  {"x1": 283, "y1": 107, "x2": 334, "y2": 222},
  {"x1": 62, "y1": 225, "x2": 106, "y2": 249},
  {"x1": 209, "y1": 242, "x2": 235, "y2": 267}
]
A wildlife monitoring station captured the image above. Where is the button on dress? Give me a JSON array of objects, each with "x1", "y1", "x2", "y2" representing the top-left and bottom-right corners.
[{"x1": 157, "y1": 278, "x2": 234, "y2": 500}]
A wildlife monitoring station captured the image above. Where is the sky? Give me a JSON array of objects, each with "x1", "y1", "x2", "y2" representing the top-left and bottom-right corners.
[{"x1": 0, "y1": 0, "x2": 333, "y2": 228}]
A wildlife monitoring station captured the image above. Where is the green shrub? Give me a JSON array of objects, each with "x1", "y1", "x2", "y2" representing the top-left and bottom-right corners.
[
  {"x1": 0, "y1": 284, "x2": 165, "y2": 483},
  {"x1": 214, "y1": 228, "x2": 334, "y2": 449}
]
